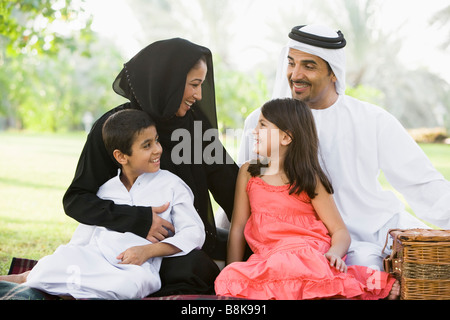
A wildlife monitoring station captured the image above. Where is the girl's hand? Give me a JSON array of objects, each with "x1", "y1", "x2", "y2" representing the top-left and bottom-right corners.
[
  {"x1": 117, "y1": 246, "x2": 149, "y2": 266},
  {"x1": 324, "y1": 252, "x2": 347, "y2": 273}
]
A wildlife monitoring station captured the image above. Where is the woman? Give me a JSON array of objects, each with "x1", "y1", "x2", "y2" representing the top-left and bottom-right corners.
[{"x1": 62, "y1": 38, "x2": 239, "y2": 296}]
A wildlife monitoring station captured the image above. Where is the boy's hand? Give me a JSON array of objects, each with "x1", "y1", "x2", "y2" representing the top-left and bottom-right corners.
[
  {"x1": 117, "y1": 246, "x2": 148, "y2": 266},
  {"x1": 147, "y1": 202, "x2": 175, "y2": 243}
]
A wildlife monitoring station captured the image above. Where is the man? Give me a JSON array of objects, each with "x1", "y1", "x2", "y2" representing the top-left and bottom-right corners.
[{"x1": 238, "y1": 24, "x2": 450, "y2": 269}]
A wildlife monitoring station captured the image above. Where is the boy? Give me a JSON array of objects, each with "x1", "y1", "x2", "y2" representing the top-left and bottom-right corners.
[{"x1": 14, "y1": 109, "x2": 205, "y2": 299}]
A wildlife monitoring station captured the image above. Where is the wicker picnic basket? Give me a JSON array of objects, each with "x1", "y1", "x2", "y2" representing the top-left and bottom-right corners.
[{"x1": 383, "y1": 228, "x2": 450, "y2": 300}]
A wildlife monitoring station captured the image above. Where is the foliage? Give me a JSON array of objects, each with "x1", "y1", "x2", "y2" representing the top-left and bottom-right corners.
[
  {"x1": 407, "y1": 127, "x2": 449, "y2": 144},
  {"x1": 318, "y1": 0, "x2": 450, "y2": 130},
  {"x1": 345, "y1": 85, "x2": 385, "y2": 108},
  {"x1": 1, "y1": 38, "x2": 125, "y2": 132},
  {"x1": 259, "y1": 0, "x2": 450, "y2": 130},
  {"x1": 0, "y1": 0, "x2": 126, "y2": 132},
  {"x1": 0, "y1": 0, "x2": 449, "y2": 132},
  {"x1": 214, "y1": 56, "x2": 270, "y2": 132},
  {"x1": 0, "y1": 0, "x2": 92, "y2": 57},
  {"x1": 431, "y1": 4, "x2": 450, "y2": 49}
]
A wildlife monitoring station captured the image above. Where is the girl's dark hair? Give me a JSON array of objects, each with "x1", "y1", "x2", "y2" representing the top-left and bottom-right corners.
[
  {"x1": 102, "y1": 109, "x2": 155, "y2": 165},
  {"x1": 248, "y1": 98, "x2": 333, "y2": 199}
]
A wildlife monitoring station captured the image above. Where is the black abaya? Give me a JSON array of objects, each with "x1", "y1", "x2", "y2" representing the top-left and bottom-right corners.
[{"x1": 63, "y1": 38, "x2": 238, "y2": 295}]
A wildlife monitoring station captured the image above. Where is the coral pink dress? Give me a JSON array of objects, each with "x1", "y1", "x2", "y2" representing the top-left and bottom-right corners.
[{"x1": 215, "y1": 177, "x2": 395, "y2": 300}]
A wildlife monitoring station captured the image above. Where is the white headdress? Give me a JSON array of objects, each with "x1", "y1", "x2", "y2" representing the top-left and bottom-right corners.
[{"x1": 272, "y1": 24, "x2": 347, "y2": 99}]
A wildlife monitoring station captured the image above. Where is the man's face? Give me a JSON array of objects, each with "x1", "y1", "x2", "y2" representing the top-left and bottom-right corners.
[{"x1": 286, "y1": 48, "x2": 338, "y2": 109}]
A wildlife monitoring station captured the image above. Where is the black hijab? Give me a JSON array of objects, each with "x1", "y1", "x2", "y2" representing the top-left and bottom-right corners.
[
  {"x1": 112, "y1": 38, "x2": 235, "y2": 254},
  {"x1": 113, "y1": 38, "x2": 217, "y2": 125}
]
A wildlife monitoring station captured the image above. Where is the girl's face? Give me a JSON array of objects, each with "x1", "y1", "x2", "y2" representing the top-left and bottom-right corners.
[
  {"x1": 253, "y1": 113, "x2": 282, "y2": 159},
  {"x1": 176, "y1": 60, "x2": 207, "y2": 117}
]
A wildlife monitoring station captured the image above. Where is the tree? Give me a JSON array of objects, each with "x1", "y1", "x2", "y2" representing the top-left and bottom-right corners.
[
  {"x1": 431, "y1": 4, "x2": 450, "y2": 50},
  {"x1": 214, "y1": 56, "x2": 269, "y2": 132},
  {"x1": 126, "y1": 0, "x2": 269, "y2": 130},
  {"x1": 261, "y1": 0, "x2": 450, "y2": 130},
  {"x1": 0, "y1": 0, "x2": 92, "y2": 57},
  {"x1": 7, "y1": 39, "x2": 124, "y2": 132},
  {"x1": 0, "y1": 0, "x2": 127, "y2": 131}
]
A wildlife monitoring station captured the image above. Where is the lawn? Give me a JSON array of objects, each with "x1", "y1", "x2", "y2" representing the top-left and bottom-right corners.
[
  {"x1": 1, "y1": 132, "x2": 450, "y2": 274},
  {"x1": 0, "y1": 132, "x2": 85, "y2": 274}
]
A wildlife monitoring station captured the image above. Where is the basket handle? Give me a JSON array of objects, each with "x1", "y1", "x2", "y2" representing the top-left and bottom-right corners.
[
  {"x1": 382, "y1": 228, "x2": 402, "y2": 255},
  {"x1": 382, "y1": 229, "x2": 403, "y2": 273}
]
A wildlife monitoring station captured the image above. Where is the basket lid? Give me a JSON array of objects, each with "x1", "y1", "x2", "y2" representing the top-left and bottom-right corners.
[{"x1": 389, "y1": 228, "x2": 450, "y2": 242}]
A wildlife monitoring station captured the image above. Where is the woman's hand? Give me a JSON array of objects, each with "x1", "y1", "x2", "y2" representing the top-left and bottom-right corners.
[
  {"x1": 324, "y1": 252, "x2": 347, "y2": 273},
  {"x1": 147, "y1": 202, "x2": 174, "y2": 243}
]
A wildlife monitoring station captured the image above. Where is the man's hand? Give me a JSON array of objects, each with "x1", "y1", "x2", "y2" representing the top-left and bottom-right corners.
[{"x1": 146, "y1": 202, "x2": 175, "y2": 243}]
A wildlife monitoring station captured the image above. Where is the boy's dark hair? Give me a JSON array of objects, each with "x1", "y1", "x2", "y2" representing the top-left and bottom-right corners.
[
  {"x1": 248, "y1": 98, "x2": 333, "y2": 199},
  {"x1": 102, "y1": 109, "x2": 156, "y2": 166}
]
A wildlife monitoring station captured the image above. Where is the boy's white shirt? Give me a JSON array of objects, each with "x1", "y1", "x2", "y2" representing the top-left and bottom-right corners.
[
  {"x1": 69, "y1": 169, "x2": 205, "y2": 258},
  {"x1": 25, "y1": 169, "x2": 204, "y2": 299}
]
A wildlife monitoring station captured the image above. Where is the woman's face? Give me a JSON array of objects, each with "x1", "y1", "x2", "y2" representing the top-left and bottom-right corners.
[{"x1": 176, "y1": 59, "x2": 208, "y2": 117}]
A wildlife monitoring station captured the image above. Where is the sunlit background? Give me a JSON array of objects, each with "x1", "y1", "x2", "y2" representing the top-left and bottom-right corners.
[
  {"x1": 1, "y1": 0, "x2": 449, "y2": 274},
  {"x1": 1, "y1": 0, "x2": 449, "y2": 134}
]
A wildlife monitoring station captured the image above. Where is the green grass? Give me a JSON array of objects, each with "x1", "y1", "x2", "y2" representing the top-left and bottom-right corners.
[
  {"x1": 0, "y1": 132, "x2": 85, "y2": 274},
  {"x1": 1, "y1": 132, "x2": 449, "y2": 275},
  {"x1": 377, "y1": 143, "x2": 450, "y2": 219}
]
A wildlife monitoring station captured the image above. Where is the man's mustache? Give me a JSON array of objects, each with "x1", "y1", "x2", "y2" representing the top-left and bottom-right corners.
[{"x1": 291, "y1": 80, "x2": 311, "y2": 86}]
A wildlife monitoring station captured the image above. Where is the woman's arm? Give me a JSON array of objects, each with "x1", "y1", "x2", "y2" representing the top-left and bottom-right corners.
[
  {"x1": 311, "y1": 180, "x2": 351, "y2": 272},
  {"x1": 117, "y1": 177, "x2": 204, "y2": 266},
  {"x1": 197, "y1": 110, "x2": 239, "y2": 221},
  {"x1": 206, "y1": 151, "x2": 239, "y2": 220},
  {"x1": 226, "y1": 163, "x2": 252, "y2": 264}
]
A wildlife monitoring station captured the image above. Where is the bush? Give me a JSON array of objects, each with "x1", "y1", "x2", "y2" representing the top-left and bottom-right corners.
[{"x1": 407, "y1": 127, "x2": 449, "y2": 143}]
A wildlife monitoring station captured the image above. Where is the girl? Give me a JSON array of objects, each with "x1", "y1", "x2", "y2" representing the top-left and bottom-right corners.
[{"x1": 215, "y1": 98, "x2": 399, "y2": 300}]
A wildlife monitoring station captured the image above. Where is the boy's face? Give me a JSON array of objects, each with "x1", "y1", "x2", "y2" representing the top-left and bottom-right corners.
[{"x1": 126, "y1": 125, "x2": 162, "y2": 175}]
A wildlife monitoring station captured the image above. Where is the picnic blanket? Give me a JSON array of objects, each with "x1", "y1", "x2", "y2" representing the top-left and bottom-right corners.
[
  {"x1": 0, "y1": 258, "x2": 235, "y2": 300},
  {"x1": 0, "y1": 258, "x2": 54, "y2": 300}
]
